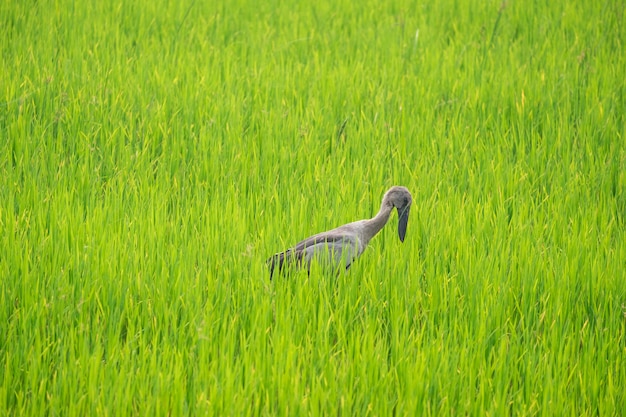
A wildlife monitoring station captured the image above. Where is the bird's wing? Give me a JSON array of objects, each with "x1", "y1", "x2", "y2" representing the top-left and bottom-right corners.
[{"x1": 267, "y1": 231, "x2": 359, "y2": 278}]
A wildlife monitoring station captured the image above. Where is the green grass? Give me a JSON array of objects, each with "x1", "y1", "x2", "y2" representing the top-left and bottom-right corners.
[{"x1": 1, "y1": 0, "x2": 625, "y2": 415}]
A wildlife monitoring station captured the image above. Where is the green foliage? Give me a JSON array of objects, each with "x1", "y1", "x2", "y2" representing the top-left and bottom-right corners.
[{"x1": 1, "y1": 0, "x2": 625, "y2": 415}]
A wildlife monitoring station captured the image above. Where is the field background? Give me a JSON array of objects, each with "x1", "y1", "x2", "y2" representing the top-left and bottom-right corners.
[{"x1": 1, "y1": 0, "x2": 625, "y2": 415}]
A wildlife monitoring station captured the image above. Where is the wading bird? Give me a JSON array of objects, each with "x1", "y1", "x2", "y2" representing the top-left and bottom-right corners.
[{"x1": 267, "y1": 186, "x2": 412, "y2": 278}]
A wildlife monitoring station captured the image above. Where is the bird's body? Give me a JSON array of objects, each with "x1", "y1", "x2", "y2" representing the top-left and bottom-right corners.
[{"x1": 267, "y1": 186, "x2": 412, "y2": 278}]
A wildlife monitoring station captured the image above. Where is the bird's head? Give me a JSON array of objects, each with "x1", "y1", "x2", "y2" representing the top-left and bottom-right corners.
[{"x1": 383, "y1": 186, "x2": 412, "y2": 242}]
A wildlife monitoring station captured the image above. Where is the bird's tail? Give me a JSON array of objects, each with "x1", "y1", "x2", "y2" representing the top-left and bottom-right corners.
[
  {"x1": 266, "y1": 250, "x2": 302, "y2": 279},
  {"x1": 266, "y1": 253, "x2": 283, "y2": 279}
]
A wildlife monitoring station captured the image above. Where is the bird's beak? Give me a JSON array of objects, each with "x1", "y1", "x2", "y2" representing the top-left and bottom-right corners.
[{"x1": 397, "y1": 204, "x2": 410, "y2": 242}]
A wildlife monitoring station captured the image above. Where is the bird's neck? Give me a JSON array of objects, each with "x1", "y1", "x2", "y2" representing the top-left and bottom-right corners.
[{"x1": 362, "y1": 203, "x2": 393, "y2": 244}]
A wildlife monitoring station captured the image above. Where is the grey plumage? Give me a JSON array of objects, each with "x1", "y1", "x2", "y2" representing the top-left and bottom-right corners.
[{"x1": 267, "y1": 186, "x2": 412, "y2": 278}]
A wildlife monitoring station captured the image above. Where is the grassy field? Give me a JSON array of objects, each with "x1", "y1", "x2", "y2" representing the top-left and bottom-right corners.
[{"x1": 1, "y1": 0, "x2": 625, "y2": 415}]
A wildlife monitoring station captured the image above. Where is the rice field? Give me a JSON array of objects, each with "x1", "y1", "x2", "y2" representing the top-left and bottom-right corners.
[{"x1": 1, "y1": 0, "x2": 625, "y2": 415}]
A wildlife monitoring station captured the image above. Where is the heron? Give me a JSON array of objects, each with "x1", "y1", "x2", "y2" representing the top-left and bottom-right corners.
[{"x1": 267, "y1": 186, "x2": 412, "y2": 278}]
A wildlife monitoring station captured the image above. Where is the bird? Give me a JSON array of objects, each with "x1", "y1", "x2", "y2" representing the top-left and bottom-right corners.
[{"x1": 267, "y1": 186, "x2": 412, "y2": 278}]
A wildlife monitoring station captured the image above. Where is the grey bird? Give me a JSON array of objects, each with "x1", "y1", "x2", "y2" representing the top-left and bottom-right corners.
[{"x1": 267, "y1": 186, "x2": 412, "y2": 278}]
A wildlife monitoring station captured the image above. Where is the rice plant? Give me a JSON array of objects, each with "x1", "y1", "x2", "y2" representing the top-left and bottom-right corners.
[{"x1": 1, "y1": 0, "x2": 625, "y2": 415}]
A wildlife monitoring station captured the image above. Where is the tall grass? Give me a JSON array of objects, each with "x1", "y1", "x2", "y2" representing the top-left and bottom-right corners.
[{"x1": 1, "y1": 0, "x2": 625, "y2": 415}]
